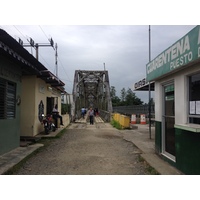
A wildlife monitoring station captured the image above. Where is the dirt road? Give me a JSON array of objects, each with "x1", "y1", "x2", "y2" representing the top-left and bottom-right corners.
[{"x1": 14, "y1": 123, "x2": 154, "y2": 175}]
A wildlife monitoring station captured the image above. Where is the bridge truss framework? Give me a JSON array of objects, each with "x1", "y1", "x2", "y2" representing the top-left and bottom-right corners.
[{"x1": 72, "y1": 70, "x2": 113, "y2": 120}]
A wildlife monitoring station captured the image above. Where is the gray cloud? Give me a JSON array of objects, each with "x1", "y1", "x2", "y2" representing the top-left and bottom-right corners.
[{"x1": 0, "y1": 25, "x2": 195, "y2": 102}]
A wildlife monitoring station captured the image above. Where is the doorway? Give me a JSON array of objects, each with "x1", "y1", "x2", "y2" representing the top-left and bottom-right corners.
[
  {"x1": 46, "y1": 97, "x2": 58, "y2": 115},
  {"x1": 162, "y1": 83, "x2": 176, "y2": 161}
]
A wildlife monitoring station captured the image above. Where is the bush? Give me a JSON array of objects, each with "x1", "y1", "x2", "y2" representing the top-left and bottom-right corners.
[
  {"x1": 61, "y1": 103, "x2": 71, "y2": 115},
  {"x1": 111, "y1": 119, "x2": 123, "y2": 130}
]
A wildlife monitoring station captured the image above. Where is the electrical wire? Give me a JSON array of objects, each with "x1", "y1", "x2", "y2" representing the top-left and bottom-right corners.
[
  {"x1": 38, "y1": 25, "x2": 49, "y2": 40},
  {"x1": 2, "y1": 25, "x2": 73, "y2": 93},
  {"x1": 14, "y1": 25, "x2": 54, "y2": 72},
  {"x1": 38, "y1": 26, "x2": 73, "y2": 93}
]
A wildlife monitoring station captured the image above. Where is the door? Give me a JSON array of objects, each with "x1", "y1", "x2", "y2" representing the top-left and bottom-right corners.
[
  {"x1": 47, "y1": 97, "x2": 54, "y2": 115},
  {"x1": 162, "y1": 83, "x2": 176, "y2": 161}
]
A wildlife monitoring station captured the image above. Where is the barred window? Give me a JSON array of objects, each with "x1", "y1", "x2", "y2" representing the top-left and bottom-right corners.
[
  {"x1": 0, "y1": 78, "x2": 16, "y2": 119},
  {"x1": 189, "y1": 73, "x2": 200, "y2": 124}
]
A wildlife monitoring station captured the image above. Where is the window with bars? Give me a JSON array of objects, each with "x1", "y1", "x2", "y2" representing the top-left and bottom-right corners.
[
  {"x1": 0, "y1": 78, "x2": 16, "y2": 119},
  {"x1": 189, "y1": 73, "x2": 200, "y2": 124}
]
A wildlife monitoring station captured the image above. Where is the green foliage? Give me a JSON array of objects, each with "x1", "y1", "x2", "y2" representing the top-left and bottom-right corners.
[
  {"x1": 111, "y1": 119, "x2": 123, "y2": 130},
  {"x1": 125, "y1": 88, "x2": 143, "y2": 105},
  {"x1": 61, "y1": 103, "x2": 71, "y2": 115},
  {"x1": 110, "y1": 86, "x2": 143, "y2": 106},
  {"x1": 120, "y1": 87, "x2": 126, "y2": 102},
  {"x1": 111, "y1": 96, "x2": 121, "y2": 107},
  {"x1": 110, "y1": 86, "x2": 116, "y2": 99}
]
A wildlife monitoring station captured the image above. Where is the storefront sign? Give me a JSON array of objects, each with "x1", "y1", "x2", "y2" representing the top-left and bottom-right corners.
[
  {"x1": 134, "y1": 78, "x2": 146, "y2": 89},
  {"x1": 146, "y1": 25, "x2": 200, "y2": 81}
]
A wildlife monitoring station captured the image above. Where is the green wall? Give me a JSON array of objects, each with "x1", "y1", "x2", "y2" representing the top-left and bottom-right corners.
[
  {"x1": 155, "y1": 120, "x2": 200, "y2": 174},
  {"x1": 0, "y1": 56, "x2": 22, "y2": 155},
  {"x1": 176, "y1": 129, "x2": 200, "y2": 175},
  {"x1": 155, "y1": 121, "x2": 162, "y2": 154}
]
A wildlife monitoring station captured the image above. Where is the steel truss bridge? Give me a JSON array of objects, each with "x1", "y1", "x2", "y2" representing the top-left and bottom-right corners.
[{"x1": 72, "y1": 70, "x2": 113, "y2": 122}]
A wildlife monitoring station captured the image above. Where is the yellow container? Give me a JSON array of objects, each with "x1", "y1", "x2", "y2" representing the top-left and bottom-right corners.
[
  {"x1": 113, "y1": 113, "x2": 120, "y2": 122},
  {"x1": 119, "y1": 115, "x2": 130, "y2": 128},
  {"x1": 115, "y1": 113, "x2": 120, "y2": 122},
  {"x1": 113, "y1": 113, "x2": 117, "y2": 121}
]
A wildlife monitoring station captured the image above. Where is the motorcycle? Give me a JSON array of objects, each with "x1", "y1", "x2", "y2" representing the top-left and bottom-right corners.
[{"x1": 42, "y1": 114, "x2": 56, "y2": 134}]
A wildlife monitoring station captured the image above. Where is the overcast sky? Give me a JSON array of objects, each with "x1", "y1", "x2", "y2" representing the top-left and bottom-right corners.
[
  {"x1": 0, "y1": 1, "x2": 197, "y2": 103},
  {"x1": 1, "y1": 0, "x2": 198, "y2": 197},
  {"x1": 0, "y1": 25, "x2": 195, "y2": 102}
]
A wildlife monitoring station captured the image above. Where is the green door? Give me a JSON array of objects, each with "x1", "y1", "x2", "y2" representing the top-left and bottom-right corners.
[{"x1": 163, "y1": 83, "x2": 175, "y2": 161}]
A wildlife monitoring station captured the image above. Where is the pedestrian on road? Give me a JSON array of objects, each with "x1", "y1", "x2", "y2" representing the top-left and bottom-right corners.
[
  {"x1": 88, "y1": 107, "x2": 94, "y2": 125},
  {"x1": 81, "y1": 107, "x2": 86, "y2": 119}
]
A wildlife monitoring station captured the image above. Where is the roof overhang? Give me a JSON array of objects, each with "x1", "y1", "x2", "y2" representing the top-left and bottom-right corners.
[
  {"x1": 0, "y1": 28, "x2": 66, "y2": 93},
  {"x1": 38, "y1": 70, "x2": 65, "y2": 87},
  {"x1": 133, "y1": 78, "x2": 154, "y2": 91},
  {"x1": 0, "y1": 29, "x2": 48, "y2": 75}
]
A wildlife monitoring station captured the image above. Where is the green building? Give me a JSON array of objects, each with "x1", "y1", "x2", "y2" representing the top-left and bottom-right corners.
[{"x1": 146, "y1": 25, "x2": 200, "y2": 174}]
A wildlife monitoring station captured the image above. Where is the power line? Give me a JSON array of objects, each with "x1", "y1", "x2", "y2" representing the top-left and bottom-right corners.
[
  {"x1": 38, "y1": 25, "x2": 49, "y2": 40},
  {"x1": 57, "y1": 55, "x2": 72, "y2": 82},
  {"x1": 38, "y1": 25, "x2": 58, "y2": 76},
  {"x1": 13, "y1": 25, "x2": 27, "y2": 40},
  {"x1": 14, "y1": 26, "x2": 55, "y2": 71},
  {"x1": 3, "y1": 25, "x2": 73, "y2": 93},
  {"x1": 38, "y1": 26, "x2": 72, "y2": 83}
]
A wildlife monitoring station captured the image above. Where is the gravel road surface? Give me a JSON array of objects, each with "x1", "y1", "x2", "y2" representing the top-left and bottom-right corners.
[{"x1": 14, "y1": 123, "x2": 154, "y2": 175}]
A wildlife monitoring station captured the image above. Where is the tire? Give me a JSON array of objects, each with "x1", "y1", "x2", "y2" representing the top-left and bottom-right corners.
[{"x1": 45, "y1": 126, "x2": 49, "y2": 134}]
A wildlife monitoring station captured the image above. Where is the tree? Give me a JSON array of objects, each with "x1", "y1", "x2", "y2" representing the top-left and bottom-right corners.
[
  {"x1": 110, "y1": 86, "x2": 121, "y2": 106},
  {"x1": 148, "y1": 98, "x2": 154, "y2": 105},
  {"x1": 110, "y1": 86, "x2": 143, "y2": 107},
  {"x1": 110, "y1": 86, "x2": 116, "y2": 100},
  {"x1": 125, "y1": 88, "x2": 135, "y2": 105},
  {"x1": 120, "y1": 88, "x2": 126, "y2": 104},
  {"x1": 125, "y1": 88, "x2": 143, "y2": 105}
]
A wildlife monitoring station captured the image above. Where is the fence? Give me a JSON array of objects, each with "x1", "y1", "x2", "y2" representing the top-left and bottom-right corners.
[
  {"x1": 113, "y1": 104, "x2": 155, "y2": 120},
  {"x1": 99, "y1": 110, "x2": 111, "y2": 122}
]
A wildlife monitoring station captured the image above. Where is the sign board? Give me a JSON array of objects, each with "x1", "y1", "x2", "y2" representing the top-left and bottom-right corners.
[
  {"x1": 134, "y1": 78, "x2": 146, "y2": 90},
  {"x1": 146, "y1": 25, "x2": 200, "y2": 82}
]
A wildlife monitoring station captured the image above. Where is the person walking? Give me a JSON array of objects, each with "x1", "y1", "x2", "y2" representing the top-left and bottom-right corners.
[
  {"x1": 88, "y1": 107, "x2": 94, "y2": 125},
  {"x1": 81, "y1": 107, "x2": 85, "y2": 119}
]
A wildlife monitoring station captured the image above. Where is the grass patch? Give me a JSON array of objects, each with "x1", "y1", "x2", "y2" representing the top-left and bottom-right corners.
[
  {"x1": 55, "y1": 128, "x2": 66, "y2": 138},
  {"x1": 110, "y1": 119, "x2": 131, "y2": 130},
  {"x1": 111, "y1": 119, "x2": 123, "y2": 130},
  {"x1": 138, "y1": 155, "x2": 160, "y2": 175}
]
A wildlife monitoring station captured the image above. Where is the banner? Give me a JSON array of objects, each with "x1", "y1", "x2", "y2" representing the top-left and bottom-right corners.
[{"x1": 146, "y1": 25, "x2": 200, "y2": 82}]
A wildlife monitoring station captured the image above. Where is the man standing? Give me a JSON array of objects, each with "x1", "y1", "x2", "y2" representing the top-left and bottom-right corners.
[{"x1": 88, "y1": 107, "x2": 94, "y2": 125}]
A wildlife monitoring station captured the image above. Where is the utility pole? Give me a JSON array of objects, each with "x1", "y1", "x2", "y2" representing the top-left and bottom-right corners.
[
  {"x1": 20, "y1": 37, "x2": 55, "y2": 61},
  {"x1": 55, "y1": 43, "x2": 58, "y2": 76},
  {"x1": 148, "y1": 25, "x2": 152, "y2": 139}
]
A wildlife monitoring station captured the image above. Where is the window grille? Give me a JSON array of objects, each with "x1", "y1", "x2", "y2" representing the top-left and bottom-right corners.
[
  {"x1": 189, "y1": 73, "x2": 200, "y2": 124},
  {"x1": 0, "y1": 78, "x2": 16, "y2": 119}
]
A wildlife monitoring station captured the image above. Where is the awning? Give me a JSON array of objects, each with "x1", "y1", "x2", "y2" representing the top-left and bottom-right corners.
[
  {"x1": 134, "y1": 82, "x2": 155, "y2": 91},
  {"x1": 133, "y1": 78, "x2": 155, "y2": 91},
  {"x1": 38, "y1": 70, "x2": 65, "y2": 87}
]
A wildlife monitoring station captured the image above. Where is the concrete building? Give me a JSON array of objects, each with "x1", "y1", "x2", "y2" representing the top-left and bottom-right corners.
[
  {"x1": 20, "y1": 70, "x2": 65, "y2": 137},
  {"x1": 146, "y1": 25, "x2": 200, "y2": 174},
  {"x1": 0, "y1": 28, "x2": 66, "y2": 155}
]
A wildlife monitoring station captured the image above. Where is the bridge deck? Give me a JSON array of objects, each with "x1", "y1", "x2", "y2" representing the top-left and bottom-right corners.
[{"x1": 75, "y1": 116, "x2": 104, "y2": 123}]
